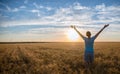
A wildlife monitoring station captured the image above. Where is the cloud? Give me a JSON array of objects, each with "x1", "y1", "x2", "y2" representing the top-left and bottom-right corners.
[
  {"x1": 30, "y1": 9, "x2": 39, "y2": 13},
  {"x1": 73, "y1": 2, "x2": 90, "y2": 10},
  {"x1": 33, "y1": 2, "x2": 40, "y2": 8},
  {"x1": 0, "y1": 2, "x2": 120, "y2": 30},
  {"x1": 0, "y1": 2, "x2": 21, "y2": 12},
  {"x1": 46, "y1": 7, "x2": 52, "y2": 11},
  {"x1": 12, "y1": 8, "x2": 19, "y2": 12},
  {"x1": 19, "y1": 5, "x2": 26, "y2": 9},
  {"x1": 95, "y1": 3, "x2": 120, "y2": 22},
  {"x1": 33, "y1": 2, "x2": 53, "y2": 11},
  {"x1": 0, "y1": 2, "x2": 11, "y2": 11},
  {"x1": 95, "y1": 3, "x2": 106, "y2": 11},
  {"x1": 30, "y1": 9, "x2": 40, "y2": 16},
  {"x1": 26, "y1": 27, "x2": 67, "y2": 35},
  {"x1": 0, "y1": 2, "x2": 120, "y2": 42}
]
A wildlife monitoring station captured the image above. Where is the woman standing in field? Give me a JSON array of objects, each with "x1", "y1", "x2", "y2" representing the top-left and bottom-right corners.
[{"x1": 71, "y1": 24, "x2": 109, "y2": 66}]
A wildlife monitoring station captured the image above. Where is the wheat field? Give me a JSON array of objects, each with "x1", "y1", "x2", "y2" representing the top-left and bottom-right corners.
[{"x1": 0, "y1": 42, "x2": 120, "y2": 74}]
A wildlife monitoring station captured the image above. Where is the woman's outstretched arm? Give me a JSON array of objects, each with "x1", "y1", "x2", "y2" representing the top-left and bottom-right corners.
[
  {"x1": 94, "y1": 24, "x2": 109, "y2": 39},
  {"x1": 71, "y1": 25, "x2": 85, "y2": 39}
]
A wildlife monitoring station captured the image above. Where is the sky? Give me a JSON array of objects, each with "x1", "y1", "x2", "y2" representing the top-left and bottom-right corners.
[{"x1": 0, "y1": 0, "x2": 120, "y2": 42}]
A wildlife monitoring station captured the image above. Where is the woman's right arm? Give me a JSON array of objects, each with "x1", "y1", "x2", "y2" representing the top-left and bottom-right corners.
[{"x1": 71, "y1": 25, "x2": 85, "y2": 39}]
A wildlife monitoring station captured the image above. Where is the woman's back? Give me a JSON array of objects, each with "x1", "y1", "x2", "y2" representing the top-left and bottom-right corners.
[
  {"x1": 71, "y1": 24, "x2": 109, "y2": 64},
  {"x1": 84, "y1": 36, "x2": 95, "y2": 52}
]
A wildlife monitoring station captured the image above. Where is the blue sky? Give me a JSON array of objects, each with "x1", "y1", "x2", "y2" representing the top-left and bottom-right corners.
[{"x1": 0, "y1": 0, "x2": 120, "y2": 42}]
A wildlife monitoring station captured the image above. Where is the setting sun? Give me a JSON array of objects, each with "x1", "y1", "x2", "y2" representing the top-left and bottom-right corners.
[{"x1": 67, "y1": 29, "x2": 79, "y2": 41}]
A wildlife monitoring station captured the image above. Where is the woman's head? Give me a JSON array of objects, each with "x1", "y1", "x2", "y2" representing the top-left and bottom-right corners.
[{"x1": 86, "y1": 31, "x2": 91, "y2": 38}]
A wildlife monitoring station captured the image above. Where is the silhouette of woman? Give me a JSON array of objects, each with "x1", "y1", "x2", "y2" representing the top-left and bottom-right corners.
[{"x1": 71, "y1": 24, "x2": 109, "y2": 65}]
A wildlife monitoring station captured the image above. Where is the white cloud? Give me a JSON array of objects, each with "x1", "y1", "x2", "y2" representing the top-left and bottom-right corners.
[
  {"x1": 33, "y1": 2, "x2": 40, "y2": 8},
  {"x1": 0, "y1": 2, "x2": 21, "y2": 12},
  {"x1": 28, "y1": 9, "x2": 41, "y2": 16},
  {"x1": 30, "y1": 9, "x2": 39, "y2": 13},
  {"x1": 33, "y1": 2, "x2": 52, "y2": 11},
  {"x1": 0, "y1": 2, "x2": 120, "y2": 30},
  {"x1": 26, "y1": 27, "x2": 67, "y2": 35},
  {"x1": 0, "y1": 2, "x2": 11, "y2": 11},
  {"x1": 94, "y1": 4, "x2": 120, "y2": 25},
  {"x1": 73, "y1": 2, "x2": 90, "y2": 10},
  {"x1": 12, "y1": 8, "x2": 19, "y2": 12},
  {"x1": 19, "y1": 5, "x2": 26, "y2": 9},
  {"x1": 46, "y1": 7, "x2": 52, "y2": 11},
  {"x1": 0, "y1": 2, "x2": 120, "y2": 42},
  {"x1": 95, "y1": 3, "x2": 106, "y2": 11}
]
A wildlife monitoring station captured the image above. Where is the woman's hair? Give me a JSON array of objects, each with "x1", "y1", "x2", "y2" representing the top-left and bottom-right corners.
[{"x1": 86, "y1": 31, "x2": 91, "y2": 37}]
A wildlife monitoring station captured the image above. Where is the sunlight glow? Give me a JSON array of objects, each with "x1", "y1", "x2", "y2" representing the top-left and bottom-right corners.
[{"x1": 67, "y1": 29, "x2": 79, "y2": 41}]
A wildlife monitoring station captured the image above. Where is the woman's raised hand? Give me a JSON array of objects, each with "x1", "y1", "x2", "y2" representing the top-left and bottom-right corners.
[
  {"x1": 104, "y1": 24, "x2": 109, "y2": 28},
  {"x1": 70, "y1": 25, "x2": 76, "y2": 29}
]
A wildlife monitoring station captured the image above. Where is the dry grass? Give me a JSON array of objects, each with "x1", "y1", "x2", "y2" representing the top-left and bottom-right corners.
[{"x1": 0, "y1": 42, "x2": 120, "y2": 74}]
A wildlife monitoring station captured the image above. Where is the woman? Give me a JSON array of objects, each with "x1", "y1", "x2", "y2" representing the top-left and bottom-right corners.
[{"x1": 71, "y1": 24, "x2": 109, "y2": 65}]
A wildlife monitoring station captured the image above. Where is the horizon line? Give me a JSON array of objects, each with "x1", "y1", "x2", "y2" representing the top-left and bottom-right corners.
[{"x1": 0, "y1": 41, "x2": 120, "y2": 44}]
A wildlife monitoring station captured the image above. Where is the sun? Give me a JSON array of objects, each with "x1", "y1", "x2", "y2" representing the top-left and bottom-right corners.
[{"x1": 67, "y1": 29, "x2": 79, "y2": 41}]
